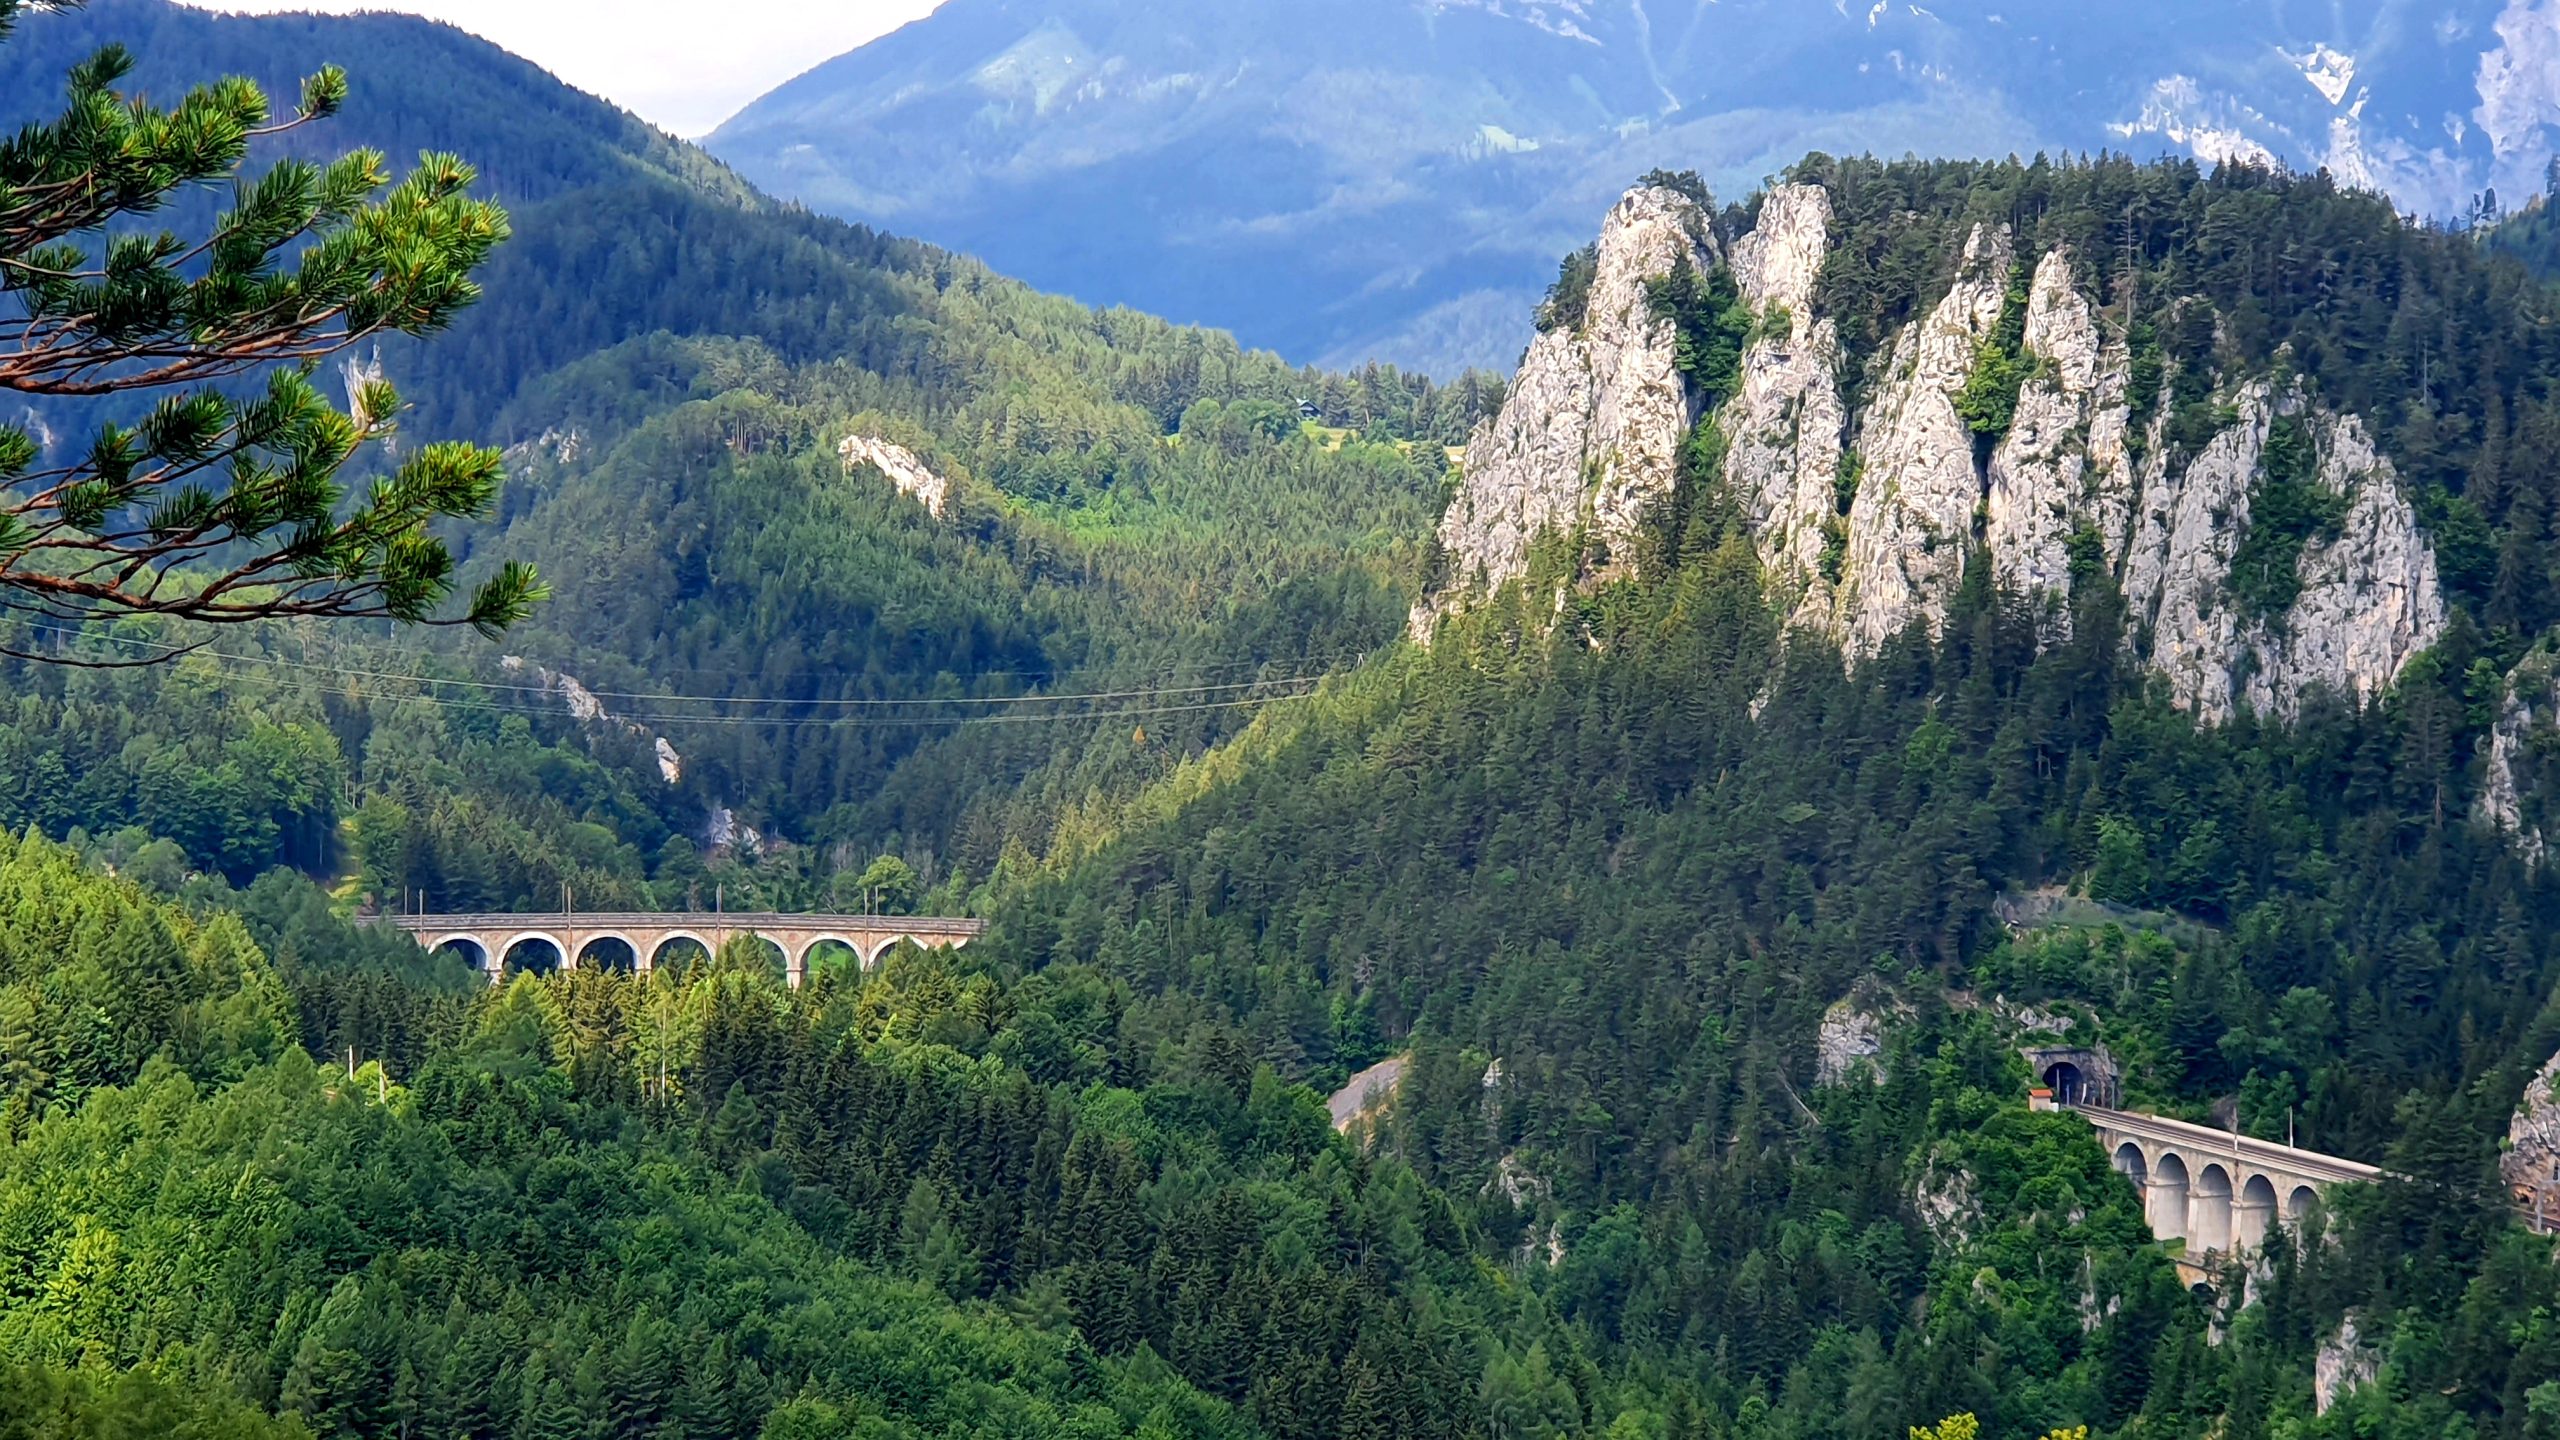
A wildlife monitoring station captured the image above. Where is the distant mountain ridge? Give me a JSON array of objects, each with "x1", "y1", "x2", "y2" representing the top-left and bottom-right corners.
[
  {"x1": 0, "y1": 0, "x2": 740, "y2": 206},
  {"x1": 708, "y1": 0, "x2": 2560, "y2": 375}
]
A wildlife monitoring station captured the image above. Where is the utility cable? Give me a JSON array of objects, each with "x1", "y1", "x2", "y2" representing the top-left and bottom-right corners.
[{"x1": 8, "y1": 620, "x2": 1358, "y2": 712}]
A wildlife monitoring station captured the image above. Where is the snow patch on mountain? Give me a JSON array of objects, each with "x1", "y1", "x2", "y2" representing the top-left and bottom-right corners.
[
  {"x1": 2476, "y1": 0, "x2": 2560, "y2": 190},
  {"x1": 2287, "y1": 43, "x2": 2358, "y2": 107},
  {"x1": 2110, "y1": 76, "x2": 2284, "y2": 169}
]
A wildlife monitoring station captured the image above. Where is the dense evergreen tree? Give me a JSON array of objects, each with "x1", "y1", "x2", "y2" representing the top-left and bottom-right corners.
[{"x1": 0, "y1": 0, "x2": 542, "y2": 636}]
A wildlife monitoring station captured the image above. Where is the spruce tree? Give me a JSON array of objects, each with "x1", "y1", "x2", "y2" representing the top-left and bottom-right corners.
[{"x1": 0, "y1": 0, "x2": 541, "y2": 649}]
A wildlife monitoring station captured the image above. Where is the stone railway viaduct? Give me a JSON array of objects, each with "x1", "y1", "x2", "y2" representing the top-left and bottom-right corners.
[
  {"x1": 2081, "y1": 1105, "x2": 2378, "y2": 1259},
  {"x1": 386, "y1": 912, "x2": 984, "y2": 988},
  {"x1": 2024, "y1": 1045, "x2": 2385, "y2": 1272}
]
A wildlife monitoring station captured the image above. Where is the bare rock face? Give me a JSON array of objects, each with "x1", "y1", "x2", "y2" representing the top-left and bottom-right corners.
[
  {"x1": 1415, "y1": 184, "x2": 1714, "y2": 633},
  {"x1": 2121, "y1": 385, "x2": 2444, "y2": 722},
  {"x1": 339, "y1": 347, "x2": 389, "y2": 429},
  {"x1": 2480, "y1": 649, "x2": 2560, "y2": 864},
  {"x1": 503, "y1": 426, "x2": 587, "y2": 473},
  {"x1": 1328, "y1": 1055, "x2": 1407, "y2": 1136},
  {"x1": 1433, "y1": 176, "x2": 2447, "y2": 729},
  {"x1": 1836, "y1": 224, "x2": 2015, "y2": 654},
  {"x1": 2120, "y1": 390, "x2": 2271, "y2": 714},
  {"x1": 2255, "y1": 412, "x2": 2446, "y2": 718},
  {"x1": 2315, "y1": 1313, "x2": 2380, "y2": 1415},
  {"x1": 1911, "y1": 1154, "x2": 1982, "y2": 1247},
  {"x1": 499, "y1": 657, "x2": 686, "y2": 785},
  {"x1": 840, "y1": 434, "x2": 953, "y2": 519},
  {"x1": 1815, "y1": 999, "x2": 1887, "y2": 1087},
  {"x1": 1724, "y1": 183, "x2": 1849, "y2": 610},
  {"x1": 1986, "y1": 249, "x2": 2136, "y2": 628},
  {"x1": 2505, "y1": 1042, "x2": 2560, "y2": 1209}
]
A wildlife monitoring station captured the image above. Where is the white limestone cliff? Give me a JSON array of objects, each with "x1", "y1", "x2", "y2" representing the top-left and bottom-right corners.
[
  {"x1": 1427, "y1": 177, "x2": 2449, "y2": 730},
  {"x1": 1837, "y1": 223, "x2": 2015, "y2": 654},
  {"x1": 1985, "y1": 250, "x2": 2137, "y2": 627},
  {"x1": 2121, "y1": 385, "x2": 2443, "y2": 721},
  {"x1": 2480, "y1": 647, "x2": 2560, "y2": 864},
  {"x1": 1724, "y1": 183, "x2": 1848, "y2": 610},
  {"x1": 840, "y1": 434, "x2": 954, "y2": 519},
  {"x1": 1414, "y1": 184, "x2": 1714, "y2": 635},
  {"x1": 339, "y1": 347, "x2": 389, "y2": 430},
  {"x1": 2248, "y1": 412, "x2": 2445, "y2": 717}
]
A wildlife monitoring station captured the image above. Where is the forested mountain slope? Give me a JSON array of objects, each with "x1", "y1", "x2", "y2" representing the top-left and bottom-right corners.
[
  {"x1": 979, "y1": 156, "x2": 2560, "y2": 1437},
  {"x1": 0, "y1": 0, "x2": 1491, "y2": 916},
  {"x1": 0, "y1": 0, "x2": 730, "y2": 206},
  {"x1": 0, "y1": 834, "x2": 1570, "y2": 1440},
  {"x1": 16, "y1": 3, "x2": 2560, "y2": 1438}
]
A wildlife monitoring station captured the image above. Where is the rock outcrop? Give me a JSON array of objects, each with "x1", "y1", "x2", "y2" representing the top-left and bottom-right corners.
[
  {"x1": 1815, "y1": 1003, "x2": 1885, "y2": 1087},
  {"x1": 1328, "y1": 1055, "x2": 1406, "y2": 1136},
  {"x1": 840, "y1": 434, "x2": 954, "y2": 519},
  {"x1": 1425, "y1": 178, "x2": 2449, "y2": 725},
  {"x1": 2315, "y1": 1313, "x2": 2380, "y2": 1414},
  {"x1": 502, "y1": 427, "x2": 587, "y2": 472},
  {"x1": 339, "y1": 347, "x2": 389, "y2": 429},
  {"x1": 2120, "y1": 386, "x2": 2443, "y2": 722},
  {"x1": 1837, "y1": 223, "x2": 2016, "y2": 654},
  {"x1": 1415, "y1": 184, "x2": 1714, "y2": 635},
  {"x1": 1816, "y1": 990, "x2": 1910, "y2": 1087},
  {"x1": 2505, "y1": 1041, "x2": 2560, "y2": 1207},
  {"x1": 2479, "y1": 648, "x2": 2560, "y2": 864},
  {"x1": 500, "y1": 656, "x2": 684, "y2": 785},
  {"x1": 1985, "y1": 249, "x2": 2136, "y2": 626},
  {"x1": 1724, "y1": 182, "x2": 1849, "y2": 611}
]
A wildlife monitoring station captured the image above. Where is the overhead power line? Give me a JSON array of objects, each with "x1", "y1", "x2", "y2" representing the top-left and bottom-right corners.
[{"x1": 7, "y1": 622, "x2": 1339, "y2": 729}]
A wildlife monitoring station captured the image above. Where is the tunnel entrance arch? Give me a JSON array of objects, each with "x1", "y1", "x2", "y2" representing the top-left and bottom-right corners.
[{"x1": 2019, "y1": 1045, "x2": 2119, "y2": 1108}]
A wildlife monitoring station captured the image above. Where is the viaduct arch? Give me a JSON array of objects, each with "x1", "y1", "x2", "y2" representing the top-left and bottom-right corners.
[{"x1": 389, "y1": 912, "x2": 985, "y2": 987}]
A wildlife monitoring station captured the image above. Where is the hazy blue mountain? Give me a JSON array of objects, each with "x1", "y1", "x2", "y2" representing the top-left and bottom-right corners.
[
  {"x1": 709, "y1": 0, "x2": 2560, "y2": 373},
  {"x1": 0, "y1": 0, "x2": 742, "y2": 204}
]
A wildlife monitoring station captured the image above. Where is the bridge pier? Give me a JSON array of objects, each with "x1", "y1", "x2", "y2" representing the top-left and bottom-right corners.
[{"x1": 385, "y1": 913, "x2": 986, "y2": 987}]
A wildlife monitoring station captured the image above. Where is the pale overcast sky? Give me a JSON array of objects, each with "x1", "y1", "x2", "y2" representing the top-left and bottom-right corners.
[{"x1": 175, "y1": 2, "x2": 948, "y2": 136}]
